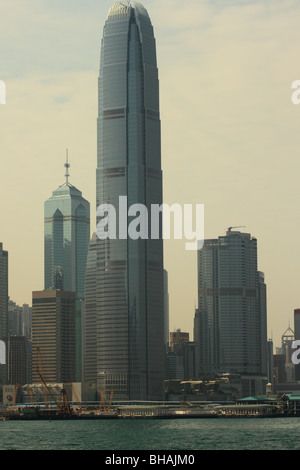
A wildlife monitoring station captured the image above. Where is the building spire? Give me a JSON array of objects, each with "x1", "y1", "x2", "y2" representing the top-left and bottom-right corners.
[{"x1": 65, "y1": 149, "x2": 70, "y2": 185}]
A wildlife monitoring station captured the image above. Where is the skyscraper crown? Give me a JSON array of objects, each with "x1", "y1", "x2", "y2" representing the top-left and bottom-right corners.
[{"x1": 107, "y1": 1, "x2": 149, "y2": 21}]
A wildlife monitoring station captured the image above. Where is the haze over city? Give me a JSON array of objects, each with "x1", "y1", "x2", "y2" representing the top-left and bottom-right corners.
[{"x1": 1, "y1": 0, "x2": 300, "y2": 350}]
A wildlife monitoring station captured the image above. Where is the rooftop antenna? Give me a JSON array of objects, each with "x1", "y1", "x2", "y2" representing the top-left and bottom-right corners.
[{"x1": 65, "y1": 149, "x2": 70, "y2": 185}]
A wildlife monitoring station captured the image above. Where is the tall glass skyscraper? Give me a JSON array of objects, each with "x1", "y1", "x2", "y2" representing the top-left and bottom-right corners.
[
  {"x1": 194, "y1": 229, "x2": 268, "y2": 382},
  {"x1": 44, "y1": 162, "x2": 90, "y2": 380},
  {"x1": 0, "y1": 242, "x2": 8, "y2": 384},
  {"x1": 95, "y1": 1, "x2": 165, "y2": 400}
]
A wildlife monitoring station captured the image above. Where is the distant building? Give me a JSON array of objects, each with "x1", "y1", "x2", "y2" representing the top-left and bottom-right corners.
[
  {"x1": 267, "y1": 339, "x2": 274, "y2": 386},
  {"x1": 273, "y1": 354, "x2": 287, "y2": 384},
  {"x1": 0, "y1": 242, "x2": 8, "y2": 385},
  {"x1": 166, "y1": 330, "x2": 196, "y2": 381},
  {"x1": 22, "y1": 304, "x2": 32, "y2": 338},
  {"x1": 164, "y1": 270, "x2": 170, "y2": 351},
  {"x1": 44, "y1": 158, "x2": 90, "y2": 381},
  {"x1": 194, "y1": 229, "x2": 268, "y2": 396},
  {"x1": 170, "y1": 329, "x2": 189, "y2": 353},
  {"x1": 8, "y1": 299, "x2": 32, "y2": 339},
  {"x1": 275, "y1": 326, "x2": 296, "y2": 385},
  {"x1": 8, "y1": 299, "x2": 22, "y2": 336},
  {"x1": 294, "y1": 309, "x2": 300, "y2": 381},
  {"x1": 32, "y1": 290, "x2": 76, "y2": 384},
  {"x1": 7, "y1": 336, "x2": 28, "y2": 385}
]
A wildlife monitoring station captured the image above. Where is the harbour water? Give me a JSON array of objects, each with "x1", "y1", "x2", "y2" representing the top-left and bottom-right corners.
[{"x1": 0, "y1": 417, "x2": 300, "y2": 450}]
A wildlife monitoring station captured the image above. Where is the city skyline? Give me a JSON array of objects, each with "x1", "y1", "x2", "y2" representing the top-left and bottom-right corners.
[{"x1": 2, "y1": 0, "x2": 300, "y2": 350}]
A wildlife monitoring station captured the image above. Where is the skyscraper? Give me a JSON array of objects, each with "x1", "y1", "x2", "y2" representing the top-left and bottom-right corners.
[
  {"x1": 0, "y1": 243, "x2": 8, "y2": 384},
  {"x1": 95, "y1": 1, "x2": 165, "y2": 400},
  {"x1": 83, "y1": 233, "x2": 97, "y2": 383},
  {"x1": 44, "y1": 158, "x2": 90, "y2": 380},
  {"x1": 32, "y1": 290, "x2": 76, "y2": 383},
  {"x1": 194, "y1": 229, "x2": 268, "y2": 386},
  {"x1": 294, "y1": 309, "x2": 300, "y2": 380}
]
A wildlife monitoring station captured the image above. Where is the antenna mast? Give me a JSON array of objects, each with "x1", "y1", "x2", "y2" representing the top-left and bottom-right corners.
[{"x1": 65, "y1": 149, "x2": 70, "y2": 185}]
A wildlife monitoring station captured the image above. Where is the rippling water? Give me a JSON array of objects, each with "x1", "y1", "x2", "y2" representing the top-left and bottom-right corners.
[{"x1": 0, "y1": 417, "x2": 300, "y2": 450}]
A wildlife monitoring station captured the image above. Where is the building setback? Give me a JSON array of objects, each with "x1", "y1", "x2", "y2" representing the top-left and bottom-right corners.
[
  {"x1": 95, "y1": 1, "x2": 165, "y2": 400},
  {"x1": 32, "y1": 290, "x2": 76, "y2": 384}
]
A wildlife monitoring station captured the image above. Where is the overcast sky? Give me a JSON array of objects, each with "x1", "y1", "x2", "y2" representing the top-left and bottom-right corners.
[{"x1": 1, "y1": 0, "x2": 300, "y2": 348}]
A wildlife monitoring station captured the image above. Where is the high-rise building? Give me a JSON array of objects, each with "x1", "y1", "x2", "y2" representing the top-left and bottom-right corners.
[
  {"x1": 7, "y1": 336, "x2": 28, "y2": 385},
  {"x1": 0, "y1": 242, "x2": 8, "y2": 385},
  {"x1": 32, "y1": 290, "x2": 76, "y2": 384},
  {"x1": 194, "y1": 229, "x2": 268, "y2": 386},
  {"x1": 164, "y1": 270, "x2": 169, "y2": 351},
  {"x1": 44, "y1": 159, "x2": 90, "y2": 381},
  {"x1": 83, "y1": 233, "x2": 97, "y2": 383},
  {"x1": 294, "y1": 309, "x2": 300, "y2": 380},
  {"x1": 95, "y1": 1, "x2": 165, "y2": 400},
  {"x1": 8, "y1": 298, "x2": 22, "y2": 336},
  {"x1": 22, "y1": 304, "x2": 32, "y2": 338}
]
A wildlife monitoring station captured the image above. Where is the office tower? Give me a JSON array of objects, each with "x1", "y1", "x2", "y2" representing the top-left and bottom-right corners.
[
  {"x1": 294, "y1": 309, "x2": 300, "y2": 380},
  {"x1": 7, "y1": 336, "x2": 27, "y2": 385},
  {"x1": 96, "y1": 1, "x2": 165, "y2": 400},
  {"x1": 164, "y1": 270, "x2": 169, "y2": 350},
  {"x1": 8, "y1": 299, "x2": 22, "y2": 336},
  {"x1": 44, "y1": 159, "x2": 90, "y2": 381},
  {"x1": 267, "y1": 339, "x2": 274, "y2": 385},
  {"x1": 194, "y1": 229, "x2": 268, "y2": 384},
  {"x1": 167, "y1": 329, "x2": 196, "y2": 380},
  {"x1": 0, "y1": 243, "x2": 8, "y2": 385},
  {"x1": 170, "y1": 330, "x2": 189, "y2": 353},
  {"x1": 32, "y1": 290, "x2": 75, "y2": 383},
  {"x1": 22, "y1": 304, "x2": 32, "y2": 338},
  {"x1": 83, "y1": 233, "x2": 97, "y2": 383},
  {"x1": 280, "y1": 326, "x2": 295, "y2": 382}
]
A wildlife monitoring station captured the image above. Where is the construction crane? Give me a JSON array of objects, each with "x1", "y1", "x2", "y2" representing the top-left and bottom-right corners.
[
  {"x1": 36, "y1": 347, "x2": 49, "y2": 408},
  {"x1": 99, "y1": 389, "x2": 106, "y2": 411},
  {"x1": 29, "y1": 387, "x2": 35, "y2": 407},
  {"x1": 36, "y1": 346, "x2": 71, "y2": 416},
  {"x1": 99, "y1": 389, "x2": 114, "y2": 412},
  {"x1": 106, "y1": 389, "x2": 114, "y2": 411},
  {"x1": 227, "y1": 226, "x2": 245, "y2": 232}
]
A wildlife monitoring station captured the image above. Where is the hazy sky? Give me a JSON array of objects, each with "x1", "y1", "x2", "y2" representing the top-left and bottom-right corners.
[{"x1": 1, "y1": 0, "x2": 300, "y2": 349}]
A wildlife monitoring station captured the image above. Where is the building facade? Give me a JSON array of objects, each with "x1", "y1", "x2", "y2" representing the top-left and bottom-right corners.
[
  {"x1": 32, "y1": 290, "x2": 76, "y2": 384},
  {"x1": 83, "y1": 233, "x2": 97, "y2": 383},
  {"x1": 294, "y1": 309, "x2": 300, "y2": 380},
  {"x1": 95, "y1": 1, "x2": 165, "y2": 400},
  {"x1": 7, "y1": 336, "x2": 28, "y2": 385},
  {"x1": 194, "y1": 229, "x2": 268, "y2": 385}
]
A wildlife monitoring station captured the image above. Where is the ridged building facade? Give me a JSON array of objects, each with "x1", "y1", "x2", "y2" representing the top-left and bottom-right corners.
[{"x1": 95, "y1": 1, "x2": 165, "y2": 400}]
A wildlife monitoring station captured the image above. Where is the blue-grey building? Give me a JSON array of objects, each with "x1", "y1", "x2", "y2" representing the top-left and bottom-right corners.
[
  {"x1": 44, "y1": 161, "x2": 90, "y2": 381},
  {"x1": 95, "y1": 1, "x2": 165, "y2": 400},
  {"x1": 194, "y1": 229, "x2": 268, "y2": 389}
]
